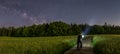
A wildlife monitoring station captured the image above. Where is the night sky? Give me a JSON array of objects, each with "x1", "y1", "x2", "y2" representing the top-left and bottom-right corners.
[{"x1": 0, "y1": 0, "x2": 120, "y2": 27}]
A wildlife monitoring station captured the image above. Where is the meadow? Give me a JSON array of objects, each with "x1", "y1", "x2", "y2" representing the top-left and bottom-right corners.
[
  {"x1": 93, "y1": 35, "x2": 120, "y2": 54},
  {"x1": 0, "y1": 36, "x2": 76, "y2": 54}
]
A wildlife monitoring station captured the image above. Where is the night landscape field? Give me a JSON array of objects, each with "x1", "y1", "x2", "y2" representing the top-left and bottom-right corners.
[
  {"x1": 0, "y1": 36, "x2": 76, "y2": 54},
  {"x1": 93, "y1": 35, "x2": 120, "y2": 54},
  {"x1": 0, "y1": 0, "x2": 120, "y2": 54}
]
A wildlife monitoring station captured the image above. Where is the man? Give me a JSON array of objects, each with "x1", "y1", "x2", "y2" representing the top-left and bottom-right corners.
[{"x1": 77, "y1": 34, "x2": 82, "y2": 49}]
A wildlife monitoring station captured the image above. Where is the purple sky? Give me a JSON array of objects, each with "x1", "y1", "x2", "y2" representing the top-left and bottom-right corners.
[{"x1": 0, "y1": 0, "x2": 120, "y2": 27}]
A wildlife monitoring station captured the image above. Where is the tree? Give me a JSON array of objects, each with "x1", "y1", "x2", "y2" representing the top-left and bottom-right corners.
[{"x1": 48, "y1": 21, "x2": 70, "y2": 36}]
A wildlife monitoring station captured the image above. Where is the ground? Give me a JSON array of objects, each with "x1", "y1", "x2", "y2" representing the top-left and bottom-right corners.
[{"x1": 64, "y1": 37, "x2": 94, "y2": 54}]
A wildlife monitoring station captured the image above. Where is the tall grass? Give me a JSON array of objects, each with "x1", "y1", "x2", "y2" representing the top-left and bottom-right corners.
[
  {"x1": 93, "y1": 35, "x2": 120, "y2": 54},
  {"x1": 0, "y1": 36, "x2": 76, "y2": 54}
]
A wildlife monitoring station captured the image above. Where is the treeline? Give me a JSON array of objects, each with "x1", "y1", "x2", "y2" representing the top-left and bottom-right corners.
[{"x1": 0, "y1": 21, "x2": 120, "y2": 37}]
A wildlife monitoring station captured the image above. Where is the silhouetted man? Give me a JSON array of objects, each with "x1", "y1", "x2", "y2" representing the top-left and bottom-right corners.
[{"x1": 77, "y1": 34, "x2": 82, "y2": 49}]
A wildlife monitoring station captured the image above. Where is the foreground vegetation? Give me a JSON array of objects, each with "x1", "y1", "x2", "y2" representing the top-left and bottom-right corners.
[
  {"x1": 0, "y1": 36, "x2": 76, "y2": 54},
  {"x1": 93, "y1": 35, "x2": 120, "y2": 54}
]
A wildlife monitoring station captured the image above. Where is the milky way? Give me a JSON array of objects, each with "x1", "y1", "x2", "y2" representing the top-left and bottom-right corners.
[{"x1": 0, "y1": 0, "x2": 120, "y2": 27}]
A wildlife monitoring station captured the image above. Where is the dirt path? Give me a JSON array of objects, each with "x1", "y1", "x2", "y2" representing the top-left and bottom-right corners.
[{"x1": 64, "y1": 38, "x2": 94, "y2": 54}]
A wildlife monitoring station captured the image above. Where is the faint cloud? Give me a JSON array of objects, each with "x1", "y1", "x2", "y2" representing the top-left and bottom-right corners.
[
  {"x1": 21, "y1": 12, "x2": 48, "y2": 25},
  {"x1": 0, "y1": 5, "x2": 9, "y2": 10}
]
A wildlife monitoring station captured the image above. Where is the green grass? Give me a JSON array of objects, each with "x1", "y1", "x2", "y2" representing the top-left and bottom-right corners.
[
  {"x1": 0, "y1": 36, "x2": 76, "y2": 54},
  {"x1": 93, "y1": 35, "x2": 120, "y2": 54}
]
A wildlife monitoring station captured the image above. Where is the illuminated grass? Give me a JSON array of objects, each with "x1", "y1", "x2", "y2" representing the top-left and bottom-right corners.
[
  {"x1": 93, "y1": 35, "x2": 120, "y2": 54},
  {"x1": 0, "y1": 36, "x2": 76, "y2": 54}
]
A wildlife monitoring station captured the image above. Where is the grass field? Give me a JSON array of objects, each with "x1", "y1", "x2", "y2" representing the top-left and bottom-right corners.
[
  {"x1": 0, "y1": 36, "x2": 76, "y2": 54},
  {"x1": 93, "y1": 35, "x2": 120, "y2": 54}
]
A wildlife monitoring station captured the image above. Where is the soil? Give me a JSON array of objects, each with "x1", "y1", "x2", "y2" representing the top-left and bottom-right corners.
[{"x1": 64, "y1": 37, "x2": 95, "y2": 54}]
